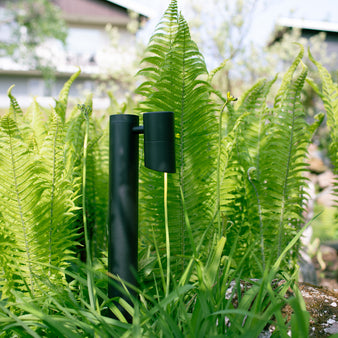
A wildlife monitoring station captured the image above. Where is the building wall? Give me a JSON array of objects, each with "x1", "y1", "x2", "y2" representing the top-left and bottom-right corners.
[{"x1": 0, "y1": 0, "x2": 141, "y2": 109}]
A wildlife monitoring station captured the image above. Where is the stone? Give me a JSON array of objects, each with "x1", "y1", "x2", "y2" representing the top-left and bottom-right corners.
[
  {"x1": 225, "y1": 280, "x2": 338, "y2": 337},
  {"x1": 297, "y1": 283, "x2": 338, "y2": 337}
]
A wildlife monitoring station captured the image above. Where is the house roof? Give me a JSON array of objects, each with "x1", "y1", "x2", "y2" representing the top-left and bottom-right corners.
[
  {"x1": 277, "y1": 17, "x2": 338, "y2": 34},
  {"x1": 55, "y1": 0, "x2": 152, "y2": 26},
  {"x1": 105, "y1": 0, "x2": 156, "y2": 18}
]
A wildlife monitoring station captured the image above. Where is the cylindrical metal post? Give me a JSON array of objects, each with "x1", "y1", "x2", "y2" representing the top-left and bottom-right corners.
[{"x1": 108, "y1": 114, "x2": 139, "y2": 301}]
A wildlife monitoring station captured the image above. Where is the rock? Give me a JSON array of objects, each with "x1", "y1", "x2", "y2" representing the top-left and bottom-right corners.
[
  {"x1": 297, "y1": 283, "x2": 338, "y2": 337},
  {"x1": 225, "y1": 280, "x2": 338, "y2": 337}
]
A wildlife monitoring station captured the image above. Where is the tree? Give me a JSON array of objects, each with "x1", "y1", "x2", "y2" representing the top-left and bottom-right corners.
[
  {"x1": 0, "y1": 0, "x2": 67, "y2": 81},
  {"x1": 180, "y1": 0, "x2": 336, "y2": 99}
]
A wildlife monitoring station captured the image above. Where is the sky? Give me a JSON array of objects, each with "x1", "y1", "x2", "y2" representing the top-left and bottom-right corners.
[{"x1": 136, "y1": 0, "x2": 338, "y2": 47}]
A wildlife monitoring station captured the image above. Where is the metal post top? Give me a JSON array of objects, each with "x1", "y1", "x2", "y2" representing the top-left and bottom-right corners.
[
  {"x1": 110, "y1": 114, "x2": 139, "y2": 123},
  {"x1": 143, "y1": 111, "x2": 174, "y2": 116}
]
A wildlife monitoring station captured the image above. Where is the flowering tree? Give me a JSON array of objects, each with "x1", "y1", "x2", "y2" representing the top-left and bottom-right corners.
[{"x1": 0, "y1": 0, "x2": 67, "y2": 81}]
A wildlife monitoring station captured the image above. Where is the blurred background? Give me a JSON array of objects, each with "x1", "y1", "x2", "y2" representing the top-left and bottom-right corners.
[
  {"x1": 0, "y1": 0, "x2": 337, "y2": 107},
  {"x1": 0, "y1": 0, "x2": 337, "y2": 287}
]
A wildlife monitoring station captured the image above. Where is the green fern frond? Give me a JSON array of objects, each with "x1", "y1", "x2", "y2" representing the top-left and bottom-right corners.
[
  {"x1": 308, "y1": 49, "x2": 338, "y2": 169},
  {"x1": 55, "y1": 68, "x2": 81, "y2": 122},
  {"x1": 259, "y1": 62, "x2": 311, "y2": 265},
  {"x1": 79, "y1": 100, "x2": 109, "y2": 258},
  {"x1": 0, "y1": 74, "x2": 87, "y2": 298},
  {"x1": 136, "y1": 0, "x2": 178, "y2": 98},
  {"x1": 7, "y1": 85, "x2": 24, "y2": 122},
  {"x1": 0, "y1": 114, "x2": 47, "y2": 295},
  {"x1": 309, "y1": 49, "x2": 338, "y2": 223},
  {"x1": 87, "y1": 121, "x2": 109, "y2": 257},
  {"x1": 219, "y1": 76, "x2": 278, "y2": 273},
  {"x1": 218, "y1": 50, "x2": 319, "y2": 276},
  {"x1": 39, "y1": 109, "x2": 78, "y2": 269},
  {"x1": 26, "y1": 99, "x2": 48, "y2": 154},
  {"x1": 274, "y1": 44, "x2": 304, "y2": 109},
  {"x1": 137, "y1": 3, "x2": 218, "y2": 278}
]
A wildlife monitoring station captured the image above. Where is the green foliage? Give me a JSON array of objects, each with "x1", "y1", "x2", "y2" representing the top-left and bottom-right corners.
[
  {"x1": 136, "y1": 1, "x2": 321, "y2": 281},
  {"x1": 222, "y1": 47, "x2": 321, "y2": 274},
  {"x1": 3, "y1": 0, "x2": 67, "y2": 50},
  {"x1": 137, "y1": 0, "x2": 219, "y2": 276},
  {"x1": 312, "y1": 205, "x2": 338, "y2": 241},
  {"x1": 0, "y1": 72, "x2": 108, "y2": 300},
  {"x1": 0, "y1": 224, "x2": 312, "y2": 337},
  {"x1": 0, "y1": 0, "x2": 68, "y2": 85},
  {"x1": 308, "y1": 50, "x2": 338, "y2": 196},
  {"x1": 1, "y1": 1, "x2": 338, "y2": 336},
  {"x1": 308, "y1": 50, "x2": 338, "y2": 238}
]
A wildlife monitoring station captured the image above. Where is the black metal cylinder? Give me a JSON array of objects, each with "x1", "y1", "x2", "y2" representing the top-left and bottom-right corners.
[
  {"x1": 143, "y1": 112, "x2": 176, "y2": 173},
  {"x1": 108, "y1": 114, "x2": 139, "y2": 300}
]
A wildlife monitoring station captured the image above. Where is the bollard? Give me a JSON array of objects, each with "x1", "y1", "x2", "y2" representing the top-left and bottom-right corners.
[{"x1": 108, "y1": 112, "x2": 175, "y2": 320}]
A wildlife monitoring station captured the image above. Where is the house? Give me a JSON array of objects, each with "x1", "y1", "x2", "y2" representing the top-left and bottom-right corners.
[
  {"x1": 269, "y1": 17, "x2": 338, "y2": 71},
  {"x1": 0, "y1": 0, "x2": 153, "y2": 109}
]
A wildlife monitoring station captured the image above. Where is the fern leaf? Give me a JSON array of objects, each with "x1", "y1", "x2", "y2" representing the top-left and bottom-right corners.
[
  {"x1": 137, "y1": 4, "x2": 218, "y2": 277},
  {"x1": 136, "y1": 0, "x2": 178, "y2": 98},
  {"x1": 7, "y1": 85, "x2": 24, "y2": 122},
  {"x1": 0, "y1": 90, "x2": 82, "y2": 298},
  {"x1": 309, "y1": 49, "x2": 338, "y2": 169},
  {"x1": 0, "y1": 114, "x2": 45, "y2": 294},
  {"x1": 309, "y1": 50, "x2": 338, "y2": 222},
  {"x1": 259, "y1": 62, "x2": 310, "y2": 265},
  {"x1": 39, "y1": 108, "x2": 78, "y2": 270},
  {"x1": 274, "y1": 44, "x2": 304, "y2": 108},
  {"x1": 55, "y1": 68, "x2": 81, "y2": 122}
]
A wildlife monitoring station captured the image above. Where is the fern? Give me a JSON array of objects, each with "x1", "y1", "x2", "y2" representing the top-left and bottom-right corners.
[
  {"x1": 136, "y1": 1, "x2": 323, "y2": 282},
  {"x1": 0, "y1": 114, "x2": 46, "y2": 295},
  {"x1": 7, "y1": 85, "x2": 24, "y2": 122},
  {"x1": 0, "y1": 75, "x2": 85, "y2": 299},
  {"x1": 308, "y1": 51, "x2": 338, "y2": 165},
  {"x1": 219, "y1": 78, "x2": 277, "y2": 274},
  {"x1": 55, "y1": 68, "x2": 81, "y2": 122},
  {"x1": 38, "y1": 108, "x2": 78, "y2": 272},
  {"x1": 86, "y1": 116, "x2": 109, "y2": 258},
  {"x1": 254, "y1": 49, "x2": 316, "y2": 270},
  {"x1": 219, "y1": 47, "x2": 321, "y2": 276},
  {"x1": 137, "y1": 2, "x2": 219, "y2": 278},
  {"x1": 308, "y1": 50, "x2": 338, "y2": 219}
]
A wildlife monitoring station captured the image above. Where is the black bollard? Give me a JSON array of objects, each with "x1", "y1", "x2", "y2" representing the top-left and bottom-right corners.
[{"x1": 108, "y1": 112, "x2": 175, "y2": 320}]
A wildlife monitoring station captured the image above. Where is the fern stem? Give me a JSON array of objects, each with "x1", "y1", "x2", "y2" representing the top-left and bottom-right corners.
[
  {"x1": 217, "y1": 103, "x2": 227, "y2": 238},
  {"x1": 164, "y1": 172, "x2": 170, "y2": 298},
  {"x1": 247, "y1": 167, "x2": 265, "y2": 269},
  {"x1": 81, "y1": 105, "x2": 96, "y2": 311},
  {"x1": 179, "y1": 25, "x2": 187, "y2": 272},
  {"x1": 277, "y1": 95, "x2": 298, "y2": 257},
  {"x1": 48, "y1": 114, "x2": 59, "y2": 275}
]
